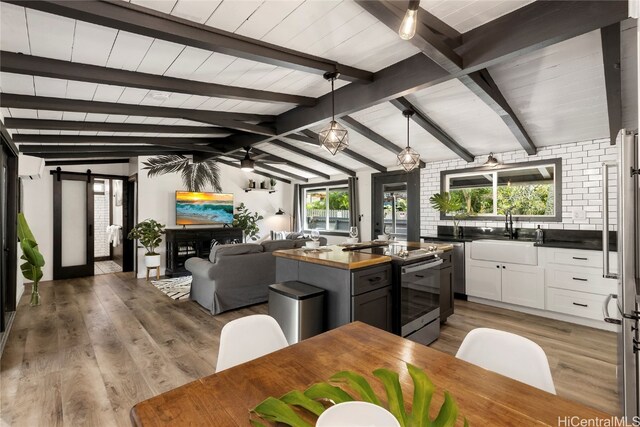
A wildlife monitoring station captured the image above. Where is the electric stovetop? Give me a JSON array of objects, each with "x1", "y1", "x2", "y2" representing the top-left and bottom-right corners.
[{"x1": 353, "y1": 243, "x2": 441, "y2": 263}]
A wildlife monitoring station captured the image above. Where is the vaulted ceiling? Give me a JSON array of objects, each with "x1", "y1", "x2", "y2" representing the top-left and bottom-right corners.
[{"x1": 0, "y1": 0, "x2": 636, "y2": 183}]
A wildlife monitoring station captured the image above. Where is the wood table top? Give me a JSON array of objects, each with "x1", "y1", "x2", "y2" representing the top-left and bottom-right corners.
[
  {"x1": 130, "y1": 322, "x2": 610, "y2": 426},
  {"x1": 272, "y1": 241, "x2": 453, "y2": 270}
]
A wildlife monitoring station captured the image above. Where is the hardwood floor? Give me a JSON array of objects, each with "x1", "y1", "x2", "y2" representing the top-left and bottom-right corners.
[{"x1": 1, "y1": 273, "x2": 618, "y2": 426}]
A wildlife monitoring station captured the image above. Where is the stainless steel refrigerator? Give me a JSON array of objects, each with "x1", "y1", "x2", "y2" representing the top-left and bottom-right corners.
[{"x1": 603, "y1": 129, "x2": 640, "y2": 418}]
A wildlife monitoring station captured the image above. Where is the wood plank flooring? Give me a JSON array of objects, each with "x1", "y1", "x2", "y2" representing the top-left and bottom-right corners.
[{"x1": 0, "y1": 273, "x2": 619, "y2": 426}]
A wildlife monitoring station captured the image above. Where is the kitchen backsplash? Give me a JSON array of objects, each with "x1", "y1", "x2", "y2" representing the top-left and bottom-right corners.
[{"x1": 420, "y1": 138, "x2": 617, "y2": 236}]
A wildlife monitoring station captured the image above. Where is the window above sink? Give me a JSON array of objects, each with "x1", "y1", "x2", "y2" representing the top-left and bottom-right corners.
[{"x1": 440, "y1": 158, "x2": 562, "y2": 222}]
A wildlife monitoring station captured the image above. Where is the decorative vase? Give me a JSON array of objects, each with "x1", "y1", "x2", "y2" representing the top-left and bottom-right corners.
[
  {"x1": 453, "y1": 222, "x2": 461, "y2": 239},
  {"x1": 145, "y1": 254, "x2": 161, "y2": 268},
  {"x1": 30, "y1": 282, "x2": 40, "y2": 306}
]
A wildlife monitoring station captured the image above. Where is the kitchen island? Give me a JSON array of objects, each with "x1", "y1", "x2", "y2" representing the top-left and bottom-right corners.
[{"x1": 273, "y1": 242, "x2": 453, "y2": 335}]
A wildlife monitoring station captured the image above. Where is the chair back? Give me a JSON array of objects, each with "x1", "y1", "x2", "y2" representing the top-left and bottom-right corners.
[
  {"x1": 456, "y1": 328, "x2": 556, "y2": 394},
  {"x1": 216, "y1": 314, "x2": 289, "y2": 372}
]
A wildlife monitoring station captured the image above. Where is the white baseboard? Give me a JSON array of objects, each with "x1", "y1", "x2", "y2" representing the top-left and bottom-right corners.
[{"x1": 467, "y1": 297, "x2": 619, "y2": 332}]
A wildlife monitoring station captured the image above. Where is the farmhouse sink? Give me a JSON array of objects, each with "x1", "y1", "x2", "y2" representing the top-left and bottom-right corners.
[{"x1": 470, "y1": 239, "x2": 538, "y2": 265}]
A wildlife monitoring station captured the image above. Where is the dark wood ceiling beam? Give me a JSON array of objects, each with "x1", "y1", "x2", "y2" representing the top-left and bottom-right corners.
[
  {"x1": 1, "y1": 94, "x2": 275, "y2": 135},
  {"x1": 300, "y1": 129, "x2": 387, "y2": 172},
  {"x1": 44, "y1": 159, "x2": 130, "y2": 166},
  {"x1": 19, "y1": 145, "x2": 181, "y2": 154},
  {"x1": 13, "y1": 134, "x2": 220, "y2": 145},
  {"x1": 250, "y1": 147, "x2": 332, "y2": 180},
  {"x1": 216, "y1": 158, "x2": 291, "y2": 184},
  {"x1": 0, "y1": 51, "x2": 315, "y2": 106},
  {"x1": 267, "y1": 139, "x2": 355, "y2": 177},
  {"x1": 338, "y1": 115, "x2": 425, "y2": 168},
  {"x1": 390, "y1": 97, "x2": 474, "y2": 162},
  {"x1": 4, "y1": 118, "x2": 231, "y2": 135},
  {"x1": 274, "y1": 1, "x2": 627, "y2": 139},
  {"x1": 254, "y1": 163, "x2": 308, "y2": 183},
  {"x1": 600, "y1": 22, "x2": 622, "y2": 145},
  {"x1": 30, "y1": 151, "x2": 183, "y2": 159},
  {"x1": 10, "y1": 0, "x2": 372, "y2": 83}
]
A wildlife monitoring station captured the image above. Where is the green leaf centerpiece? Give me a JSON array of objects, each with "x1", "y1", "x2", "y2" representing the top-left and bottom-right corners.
[{"x1": 250, "y1": 363, "x2": 468, "y2": 427}]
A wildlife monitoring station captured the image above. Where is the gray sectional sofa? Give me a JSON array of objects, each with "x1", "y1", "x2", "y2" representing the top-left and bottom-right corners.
[{"x1": 185, "y1": 237, "x2": 327, "y2": 315}]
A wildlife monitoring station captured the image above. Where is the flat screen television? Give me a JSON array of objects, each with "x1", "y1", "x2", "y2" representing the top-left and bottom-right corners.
[{"x1": 175, "y1": 191, "x2": 234, "y2": 225}]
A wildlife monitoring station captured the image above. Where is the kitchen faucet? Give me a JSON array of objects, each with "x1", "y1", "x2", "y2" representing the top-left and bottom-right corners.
[{"x1": 504, "y1": 211, "x2": 516, "y2": 239}]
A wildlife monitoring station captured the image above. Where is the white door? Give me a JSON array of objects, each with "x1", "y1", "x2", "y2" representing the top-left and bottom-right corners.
[
  {"x1": 501, "y1": 263, "x2": 545, "y2": 309},
  {"x1": 466, "y1": 259, "x2": 502, "y2": 300}
]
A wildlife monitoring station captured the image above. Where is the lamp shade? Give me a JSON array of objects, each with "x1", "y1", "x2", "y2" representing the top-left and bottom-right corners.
[
  {"x1": 484, "y1": 153, "x2": 499, "y2": 167},
  {"x1": 397, "y1": 146, "x2": 420, "y2": 172},
  {"x1": 240, "y1": 152, "x2": 255, "y2": 171},
  {"x1": 319, "y1": 120, "x2": 349, "y2": 155}
]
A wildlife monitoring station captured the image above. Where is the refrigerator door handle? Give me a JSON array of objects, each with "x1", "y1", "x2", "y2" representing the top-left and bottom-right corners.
[
  {"x1": 603, "y1": 293, "x2": 622, "y2": 324},
  {"x1": 602, "y1": 162, "x2": 618, "y2": 279}
]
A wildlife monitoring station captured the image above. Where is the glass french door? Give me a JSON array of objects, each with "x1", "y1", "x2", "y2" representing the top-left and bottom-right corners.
[
  {"x1": 0, "y1": 146, "x2": 7, "y2": 331},
  {"x1": 53, "y1": 173, "x2": 95, "y2": 279}
]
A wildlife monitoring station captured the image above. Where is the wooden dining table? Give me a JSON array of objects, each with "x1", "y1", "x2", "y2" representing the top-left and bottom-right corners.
[{"x1": 130, "y1": 322, "x2": 612, "y2": 426}]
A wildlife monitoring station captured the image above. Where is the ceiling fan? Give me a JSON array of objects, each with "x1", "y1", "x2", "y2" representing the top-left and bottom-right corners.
[{"x1": 225, "y1": 147, "x2": 286, "y2": 172}]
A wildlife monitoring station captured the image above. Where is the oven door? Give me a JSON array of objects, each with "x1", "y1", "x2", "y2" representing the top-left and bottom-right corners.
[{"x1": 400, "y1": 258, "x2": 443, "y2": 337}]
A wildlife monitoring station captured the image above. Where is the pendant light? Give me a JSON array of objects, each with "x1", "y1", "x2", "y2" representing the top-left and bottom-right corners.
[
  {"x1": 318, "y1": 71, "x2": 348, "y2": 155},
  {"x1": 240, "y1": 147, "x2": 255, "y2": 172},
  {"x1": 484, "y1": 152, "x2": 500, "y2": 168},
  {"x1": 397, "y1": 110, "x2": 420, "y2": 172},
  {"x1": 399, "y1": 0, "x2": 420, "y2": 40}
]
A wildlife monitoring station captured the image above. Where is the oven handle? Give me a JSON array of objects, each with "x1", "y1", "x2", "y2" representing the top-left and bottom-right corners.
[{"x1": 401, "y1": 258, "x2": 443, "y2": 275}]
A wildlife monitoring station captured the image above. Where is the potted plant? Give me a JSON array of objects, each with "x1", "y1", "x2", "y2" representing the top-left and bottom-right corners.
[
  {"x1": 128, "y1": 219, "x2": 166, "y2": 267},
  {"x1": 429, "y1": 192, "x2": 467, "y2": 238},
  {"x1": 232, "y1": 203, "x2": 263, "y2": 242},
  {"x1": 260, "y1": 180, "x2": 267, "y2": 189},
  {"x1": 17, "y1": 213, "x2": 45, "y2": 306},
  {"x1": 269, "y1": 177, "x2": 277, "y2": 190}
]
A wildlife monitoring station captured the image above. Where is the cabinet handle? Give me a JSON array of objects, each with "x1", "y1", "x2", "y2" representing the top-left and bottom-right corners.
[
  {"x1": 572, "y1": 302, "x2": 588, "y2": 307},
  {"x1": 572, "y1": 256, "x2": 588, "y2": 260},
  {"x1": 502, "y1": 265, "x2": 506, "y2": 269},
  {"x1": 572, "y1": 277, "x2": 588, "y2": 282},
  {"x1": 496, "y1": 265, "x2": 500, "y2": 268},
  {"x1": 368, "y1": 276, "x2": 382, "y2": 283},
  {"x1": 414, "y1": 274, "x2": 424, "y2": 278}
]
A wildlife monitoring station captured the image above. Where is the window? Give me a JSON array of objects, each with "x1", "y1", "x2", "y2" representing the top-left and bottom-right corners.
[
  {"x1": 302, "y1": 182, "x2": 350, "y2": 233},
  {"x1": 441, "y1": 159, "x2": 561, "y2": 221}
]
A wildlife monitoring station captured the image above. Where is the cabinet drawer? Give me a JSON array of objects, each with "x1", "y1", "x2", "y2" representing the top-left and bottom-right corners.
[
  {"x1": 351, "y1": 265, "x2": 391, "y2": 296},
  {"x1": 546, "y1": 287, "x2": 618, "y2": 321},
  {"x1": 546, "y1": 266, "x2": 617, "y2": 295},
  {"x1": 542, "y1": 247, "x2": 617, "y2": 270}
]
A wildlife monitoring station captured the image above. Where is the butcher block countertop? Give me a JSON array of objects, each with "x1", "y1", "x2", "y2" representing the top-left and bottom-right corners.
[{"x1": 273, "y1": 241, "x2": 453, "y2": 270}]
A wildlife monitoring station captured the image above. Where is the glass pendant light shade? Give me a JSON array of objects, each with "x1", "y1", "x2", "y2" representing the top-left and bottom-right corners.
[
  {"x1": 399, "y1": 0, "x2": 420, "y2": 40},
  {"x1": 319, "y1": 120, "x2": 349, "y2": 155},
  {"x1": 319, "y1": 71, "x2": 348, "y2": 155},
  {"x1": 397, "y1": 109, "x2": 420, "y2": 172}
]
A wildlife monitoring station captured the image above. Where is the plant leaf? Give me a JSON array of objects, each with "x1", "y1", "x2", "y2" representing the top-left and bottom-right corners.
[
  {"x1": 251, "y1": 397, "x2": 312, "y2": 427},
  {"x1": 280, "y1": 390, "x2": 325, "y2": 417},
  {"x1": 329, "y1": 371, "x2": 380, "y2": 405},
  {"x1": 249, "y1": 419, "x2": 268, "y2": 427},
  {"x1": 181, "y1": 160, "x2": 222, "y2": 192},
  {"x1": 304, "y1": 383, "x2": 354, "y2": 404},
  {"x1": 17, "y1": 213, "x2": 36, "y2": 242},
  {"x1": 407, "y1": 363, "x2": 435, "y2": 427},
  {"x1": 432, "y1": 392, "x2": 459, "y2": 427},
  {"x1": 373, "y1": 368, "x2": 408, "y2": 427},
  {"x1": 464, "y1": 417, "x2": 469, "y2": 427},
  {"x1": 142, "y1": 155, "x2": 189, "y2": 179}
]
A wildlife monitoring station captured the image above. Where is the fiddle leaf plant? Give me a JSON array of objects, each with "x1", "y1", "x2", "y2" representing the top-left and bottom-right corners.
[
  {"x1": 17, "y1": 213, "x2": 45, "y2": 306},
  {"x1": 232, "y1": 203, "x2": 263, "y2": 242},
  {"x1": 249, "y1": 363, "x2": 468, "y2": 427},
  {"x1": 127, "y1": 219, "x2": 166, "y2": 255}
]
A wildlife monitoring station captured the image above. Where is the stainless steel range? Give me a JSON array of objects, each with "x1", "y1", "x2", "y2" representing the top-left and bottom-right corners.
[{"x1": 352, "y1": 243, "x2": 443, "y2": 345}]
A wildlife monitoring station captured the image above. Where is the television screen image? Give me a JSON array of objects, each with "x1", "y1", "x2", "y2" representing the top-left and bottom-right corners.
[{"x1": 176, "y1": 192, "x2": 234, "y2": 225}]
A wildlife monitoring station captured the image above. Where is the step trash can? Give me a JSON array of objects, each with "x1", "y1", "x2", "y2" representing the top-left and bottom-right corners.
[{"x1": 268, "y1": 281, "x2": 325, "y2": 345}]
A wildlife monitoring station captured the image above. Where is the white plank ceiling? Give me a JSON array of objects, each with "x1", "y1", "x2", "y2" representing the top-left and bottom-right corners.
[{"x1": 0, "y1": 0, "x2": 634, "y2": 181}]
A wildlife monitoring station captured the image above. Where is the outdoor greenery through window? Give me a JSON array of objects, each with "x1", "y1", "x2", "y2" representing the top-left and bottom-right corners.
[
  {"x1": 304, "y1": 184, "x2": 350, "y2": 232},
  {"x1": 445, "y1": 162, "x2": 558, "y2": 218}
]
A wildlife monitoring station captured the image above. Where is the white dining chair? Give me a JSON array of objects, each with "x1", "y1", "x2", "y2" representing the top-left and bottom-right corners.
[
  {"x1": 215, "y1": 314, "x2": 289, "y2": 372},
  {"x1": 456, "y1": 327, "x2": 556, "y2": 394}
]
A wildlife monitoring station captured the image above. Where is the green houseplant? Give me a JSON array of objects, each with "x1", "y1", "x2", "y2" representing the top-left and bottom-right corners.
[
  {"x1": 232, "y1": 203, "x2": 263, "y2": 242},
  {"x1": 127, "y1": 219, "x2": 166, "y2": 267},
  {"x1": 17, "y1": 213, "x2": 45, "y2": 306},
  {"x1": 429, "y1": 192, "x2": 466, "y2": 238}
]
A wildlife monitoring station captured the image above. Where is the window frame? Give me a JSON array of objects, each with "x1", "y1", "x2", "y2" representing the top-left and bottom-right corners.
[
  {"x1": 439, "y1": 158, "x2": 562, "y2": 222},
  {"x1": 299, "y1": 180, "x2": 351, "y2": 236}
]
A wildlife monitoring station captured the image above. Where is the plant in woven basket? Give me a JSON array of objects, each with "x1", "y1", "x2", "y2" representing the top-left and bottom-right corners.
[
  {"x1": 249, "y1": 363, "x2": 468, "y2": 427},
  {"x1": 142, "y1": 154, "x2": 222, "y2": 193}
]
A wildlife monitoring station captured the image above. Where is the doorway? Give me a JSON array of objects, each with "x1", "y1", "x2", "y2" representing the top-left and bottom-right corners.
[
  {"x1": 93, "y1": 178, "x2": 124, "y2": 275},
  {"x1": 372, "y1": 170, "x2": 421, "y2": 242},
  {"x1": 0, "y1": 128, "x2": 18, "y2": 333}
]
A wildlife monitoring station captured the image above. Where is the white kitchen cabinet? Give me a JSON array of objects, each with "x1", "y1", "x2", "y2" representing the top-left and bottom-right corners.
[
  {"x1": 466, "y1": 259, "x2": 502, "y2": 300},
  {"x1": 467, "y1": 258, "x2": 544, "y2": 309}
]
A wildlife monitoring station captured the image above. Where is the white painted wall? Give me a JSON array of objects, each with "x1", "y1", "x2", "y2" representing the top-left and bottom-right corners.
[
  {"x1": 21, "y1": 163, "x2": 130, "y2": 281},
  {"x1": 135, "y1": 157, "x2": 293, "y2": 278}
]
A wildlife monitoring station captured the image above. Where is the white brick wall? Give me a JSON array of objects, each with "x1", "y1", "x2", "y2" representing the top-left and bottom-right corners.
[
  {"x1": 94, "y1": 181, "x2": 110, "y2": 257},
  {"x1": 420, "y1": 138, "x2": 617, "y2": 235}
]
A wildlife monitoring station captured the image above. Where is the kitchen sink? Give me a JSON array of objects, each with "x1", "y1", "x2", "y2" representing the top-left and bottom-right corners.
[{"x1": 470, "y1": 239, "x2": 538, "y2": 265}]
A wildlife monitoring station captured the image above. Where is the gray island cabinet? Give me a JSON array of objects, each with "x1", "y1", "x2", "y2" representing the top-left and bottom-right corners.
[{"x1": 273, "y1": 246, "x2": 393, "y2": 332}]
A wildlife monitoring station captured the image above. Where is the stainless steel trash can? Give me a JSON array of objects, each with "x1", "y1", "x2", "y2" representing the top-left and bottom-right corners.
[{"x1": 268, "y1": 281, "x2": 325, "y2": 345}]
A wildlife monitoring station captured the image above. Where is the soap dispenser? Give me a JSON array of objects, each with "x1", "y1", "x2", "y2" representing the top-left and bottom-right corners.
[{"x1": 535, "y1": 225, "x2": 544, "y2": 244}]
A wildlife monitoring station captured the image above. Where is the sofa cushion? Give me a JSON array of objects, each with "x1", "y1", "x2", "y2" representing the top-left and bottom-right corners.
[
  {"x1": 209, "y1": 243, "x2": 263, "y2": 263},
  {"x1": 262, "y1": 240, "x2": 296, "y2": 252}
]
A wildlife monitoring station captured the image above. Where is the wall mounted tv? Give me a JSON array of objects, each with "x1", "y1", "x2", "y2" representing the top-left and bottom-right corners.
[{"x1": 175, "y1": 191, "x2": 234, "y2": 225}]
